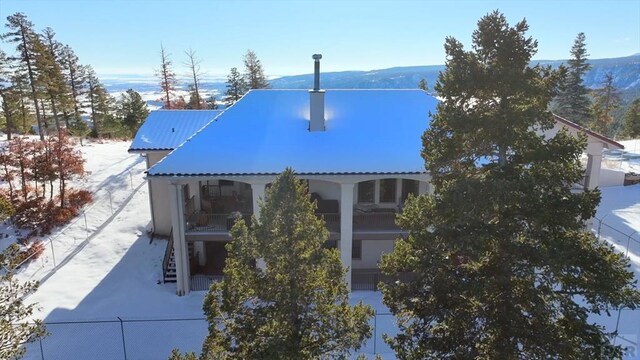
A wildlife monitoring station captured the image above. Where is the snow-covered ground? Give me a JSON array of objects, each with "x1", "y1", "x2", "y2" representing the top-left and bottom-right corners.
[{"x1": 13, "y1": 140, "x2": 640, "y2": 359}]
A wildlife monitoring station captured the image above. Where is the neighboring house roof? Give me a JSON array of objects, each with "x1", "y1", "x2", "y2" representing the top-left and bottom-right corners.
[
  {"x1": 147, "y1": 89, "x2": 438, "y2": 177},
  {"x1": 128, "y1": 110, "x2": 223, "y2": 152},
  {"x1": 553, "y1": 114, "x2": 624, "y2": 150}
]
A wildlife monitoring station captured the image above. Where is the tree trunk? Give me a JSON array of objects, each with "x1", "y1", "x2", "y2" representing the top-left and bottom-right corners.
[
  {"x1": 49, "y1": 95, "x2": 62, "y2": 136},
  {"x1": 19, "y1": 25, "x2": 44, "y2": 141}
]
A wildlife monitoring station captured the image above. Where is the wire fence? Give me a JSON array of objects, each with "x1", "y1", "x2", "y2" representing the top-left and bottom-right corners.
[
  {"x1": 19, "y1": 309, "x2": 639, "y2": 360},
  {"x1": 2, "y1": 167, "x2": 146, "y2": 285}
]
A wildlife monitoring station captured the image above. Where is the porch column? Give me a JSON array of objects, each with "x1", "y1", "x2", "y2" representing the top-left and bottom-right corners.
[
  {"x1": 340, "y1": 183, "x2": 355, "y2": 289},
  {"x1": 251, "y1": 183, "x2": 267, "y2": 270},
  {"x1": 585, "y1": 142, "x2": 603, "y2": 190},
  {"x1": 169, "y1": 182, "x2": 190, "y2": 295}
]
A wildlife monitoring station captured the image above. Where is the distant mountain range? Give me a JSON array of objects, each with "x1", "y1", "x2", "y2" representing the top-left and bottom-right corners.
[
  {"x1": 269, "y1": 55, "x2": 640, "y2": 95},
  {"x1": 103, "y1": 54, "x2": 640, "y2": 101}
]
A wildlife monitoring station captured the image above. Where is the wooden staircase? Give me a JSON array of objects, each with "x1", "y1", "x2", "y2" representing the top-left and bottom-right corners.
[{"x1": 162, "y1": 229, "x2": 194, "y2": 283}]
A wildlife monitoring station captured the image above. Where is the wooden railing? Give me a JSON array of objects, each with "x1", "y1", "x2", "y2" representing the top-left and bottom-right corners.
[
  {"x1": 185, "y1": 211, "x2": 400, "y2": 233},
  {"x1": 353, "y1": 212, "x2": 399, "y2": 231},
  {"x1": 186, "y1": 213, "x2": 252, "y2": 232},
  {"x1": 162, "y1": 228, "x2": 174, "y2": 283},
  {"x1": 318, "y1": 213, "x2": 340, "y2": 232}
]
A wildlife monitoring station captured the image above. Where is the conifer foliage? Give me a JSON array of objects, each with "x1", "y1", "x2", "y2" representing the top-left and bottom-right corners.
[
  {"x1": 381, "y1": 11, "x2": 640, "y2": 359},
  {"x1": 621, "y1": 98, "x2": 640, "y2": 139},
  {"x1": 0, "y1": 245, "x2": 46, "y2": 360},
  {"x1": 201, "y1": 169, "x2": 373, "y2": 359},
  {"x1": 554, "y1": 32, "x2": 593, "y2": 126}
]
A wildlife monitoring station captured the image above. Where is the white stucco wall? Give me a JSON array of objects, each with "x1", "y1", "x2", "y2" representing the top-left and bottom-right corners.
[
  {"x1": 148, "y1": 152, "x2": 172, "y2": 236},
  {"x1": 600, "y1": 168, "x2": 626, "y2": 187},
  {"x1": 352, "y1": 239, "x2": 395, "y2": 269},
  {"x1": 308, "y1": 180, "x2": 341, "y2": 200}
]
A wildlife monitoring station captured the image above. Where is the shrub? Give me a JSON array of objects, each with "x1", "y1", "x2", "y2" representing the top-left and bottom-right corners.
[
  {"x1": 24, "y1": 241, "x2": 45, "y2": 260},
  {"x1": 67, "y1": 189, "x2": 93, "y2": 209}
]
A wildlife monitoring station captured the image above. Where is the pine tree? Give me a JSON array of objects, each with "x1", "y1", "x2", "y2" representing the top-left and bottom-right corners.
[
  {"x1": 0, "y1": 244, "x2": 46, "y2": 359},
  {"x1": 9, "y1": 68, "x2": 36, "y2": 134},
  {"x1": 554, "y1": 32, "x2": 593, "y2": 125},
  {"x1": 0, "y1": 49, "x2": 17, "y2": 139},
  {"x1": 59, "y1": 44, "x2": 87, "y2": 127},
  {"x1": 156, "y1": 43, "x2": 177, "y2": 109},
  {"x1": 116, "y1": 89, "x2": 149, "y2": 137},
  {"x1": 224, "y1": 67, "x2": 246, "y2": 105},
  {"x1": 3, "y1": 13, "x2": 46, "y2": 140},
  {"x1": 184, "y1": 48, "x2": 203, "y2": 109},
  {"x1": 590, "y1": 73, "x2": 621, "y2": 136},
  {"x1": 85, "y1": 66, "x2": 113, "y2": 137},
  {"x1": 621, "y1": 98, "x2": 640, "y2": 139},
  {"x1": 201, "y1": 169, "x2": 373, "y2": 359},
  {"x1": 380, "y1": 11, "x2": 640, "y2": 359},
  {"x1": 37, "y1": 28, "x2": 73, "y2": 135},
  {"x1": 243, "y1": 49, "x2": 270, "y2": 90},
  {"x1": 418, "y1": 78, "x2": 428, "y2": 91}
]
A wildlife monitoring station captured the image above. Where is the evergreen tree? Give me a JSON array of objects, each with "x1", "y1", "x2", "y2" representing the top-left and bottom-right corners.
[
  {"x1": 0, "y1": 244, "x2": 47, "y2": 359},
  {"x1": 85, "y1": 66, "x2": 113, "y2": 137},
  {"x1": 67, "y1": 117, "x2": 90, "y2": 146},
  {"x1": 3, "y1": 13, "x2": 46, "y2": 139},
  {"x1": 224, "y1": 67, "x2": 246, "y2": 105},
  {"x1": 0, "y1": 49, "x2": 18, "y2": 139},
  {"x1": 9, "y1": 67, "x2": 36, "y2": 134},
  {"x1": 116, "y1": 89, "x2": 149, "y2": 137},
  {"x1": 36, "y1": 28, "x2": 73, "y2": 135},
  {"x1": 201, "y1": 169, "x2": 373, "y2": 359},
  {"x1": 554, "y1": 32, "x2": 593, "y2": 125},
  {"x1": 59, "y1": 44, "x2": 87, "y2": 127},
  {"x1": 156, "y1": 43, "x2": 177, "y2": 109},
  {"x1": 418, "y1": 78, "x2": 428, "y2": 91},
  {"x1": 168, "y1": 349, "x2": 197, "y2": 360},
  {"x1": 184, "y1": 48, "x2": 203, "y2": 109},
  {"x1": 381, "y1": 11, "x2": 640, "y2": 359},
  {"x1": 621, "y1": 98, "x2": 640, "y2": 139},
  {"x1": 204, "y1": 95, "x2": 218, "y2": 110},
  {"x1": 590, "y1": 73, "x2": 621, "y2": 136},
  {"x1": 243, "y1": 49, "x2": 270, "y2": 89}
]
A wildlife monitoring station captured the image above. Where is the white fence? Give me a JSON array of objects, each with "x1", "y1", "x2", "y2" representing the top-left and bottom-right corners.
[{"x1": 3, "y1": 168, "x2": 147, "y2": 285}]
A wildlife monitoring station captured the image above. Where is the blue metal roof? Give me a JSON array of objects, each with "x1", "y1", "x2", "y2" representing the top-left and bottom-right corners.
[
  {"x1": 147, "y1": 90, "x2": 437, "y2": 176},
  {"x1": 129, "y1": 110, "x2": 222, "y2": 152}
]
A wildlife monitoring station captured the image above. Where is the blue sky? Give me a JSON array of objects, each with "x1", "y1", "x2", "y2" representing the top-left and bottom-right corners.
[{"x1": 1, "y1": 0, "x2": 639, "y2": 78}]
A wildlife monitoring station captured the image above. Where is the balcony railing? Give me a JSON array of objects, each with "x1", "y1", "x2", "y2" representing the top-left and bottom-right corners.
[
  {"x1": 353, "y1": 212, "x2": 399, "y2": 231},
  {"x1": 186, "y1": 212, "x2": 252, "y2": 232},
  {"x1": 185, "y1": 211, "x2": 400, "y2": 233}
]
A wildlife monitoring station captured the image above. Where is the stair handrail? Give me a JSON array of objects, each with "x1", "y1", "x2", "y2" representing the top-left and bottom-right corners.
[{"x1": 162, "y1": 227, "x2": 174, "y2": 282}]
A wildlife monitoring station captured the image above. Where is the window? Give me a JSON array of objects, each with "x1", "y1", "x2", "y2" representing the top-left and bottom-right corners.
[
  {"x1": 352, "y1": 240, "x2": 362, "y2": 259},
  {"x1": 379, "y1": 179, "x2": 396, "y2": 203},
  {"x1": 357, "y1": 181, "x2": 375, "y2": 203},
  {"x1": 401, "y1": 179, "x2": 419, "y2": 202}
]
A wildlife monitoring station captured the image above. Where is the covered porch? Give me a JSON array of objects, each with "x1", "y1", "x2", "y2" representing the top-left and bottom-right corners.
[{"x1": 167, "y1": 175, "x2": 431, "y2": 295}]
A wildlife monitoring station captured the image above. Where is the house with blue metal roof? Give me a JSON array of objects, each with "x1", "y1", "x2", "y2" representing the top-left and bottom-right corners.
[
  {"x1": 129, "y1": 109, "x2": 222, "y2": 239},
  {"x1": 132, "y1": 57, "x2": 623, "y2": 296}
]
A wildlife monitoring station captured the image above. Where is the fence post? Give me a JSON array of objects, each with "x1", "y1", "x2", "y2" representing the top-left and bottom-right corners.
[
  {"x1": 49, "y1": 241, "x2": 56, "y2": 269},
  {"x1": 39, "y1": 337, "x2": 45, "y2": 360},
  {"x1": 83, "y1": 212, "x2": 89, "y2": 238},
  {"x1": 117, "y1": 317, "x2": 128, "y2": 360},
  {"x1": 625, "y1": 231, "x2": 637, "y2": 257},
  {"x1": 373, "y1": 311, "x2": 377, "y2": 355}
]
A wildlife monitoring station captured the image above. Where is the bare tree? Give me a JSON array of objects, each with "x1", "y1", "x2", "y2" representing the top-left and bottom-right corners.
[
  {"x1": 155, "y1": 43, "x2": 177, "y2": 109},
  {"x1": 184, "y1": 48, "x2": 203, "y2": 109}
]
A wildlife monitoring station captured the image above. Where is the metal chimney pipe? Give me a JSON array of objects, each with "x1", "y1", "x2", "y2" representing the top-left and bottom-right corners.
[{"x1": 312, "y1": 54, "x2": 322, "y2": 91}]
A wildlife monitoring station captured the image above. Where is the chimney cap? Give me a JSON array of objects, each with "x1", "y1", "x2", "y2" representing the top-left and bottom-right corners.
[{"x1": 312, "y1": 54, "x2": 322, "y2": 61}]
